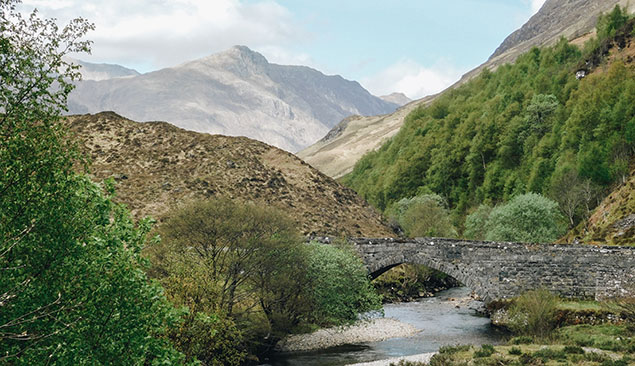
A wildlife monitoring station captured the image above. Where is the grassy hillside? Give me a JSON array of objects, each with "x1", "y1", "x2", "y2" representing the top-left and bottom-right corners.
[
  {"x1": 65, "y1": 112, "x2": 393, "y2": 238},
  {"x1": 343, "y1": 16, "x2": 635, "y2": 240}
]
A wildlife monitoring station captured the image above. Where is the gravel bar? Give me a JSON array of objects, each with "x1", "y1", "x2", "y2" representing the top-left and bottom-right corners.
[{"x1": 276, "y1": 318, "x2": 419, "y2": 352}]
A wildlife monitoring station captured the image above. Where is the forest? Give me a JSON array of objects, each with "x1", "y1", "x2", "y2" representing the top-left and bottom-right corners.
[{"x1": 344, "y1": 7, "x2": 634, "y2": 239}]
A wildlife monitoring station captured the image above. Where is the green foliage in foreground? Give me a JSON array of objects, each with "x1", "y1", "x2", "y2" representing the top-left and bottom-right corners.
[
  {"x1": 148, "y1": 199, "x2": 382, "y2": 362},
  {"x1": 0, "y1": 1, "x2": 183, "y2": 363},
  {"x1": 344, "y1": 26, "x2": 635, "y2": 234}
]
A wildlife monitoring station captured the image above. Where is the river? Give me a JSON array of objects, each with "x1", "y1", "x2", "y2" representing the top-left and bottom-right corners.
[{"x1": 262, "y1": 287, "x2": 506, "y2": 366}]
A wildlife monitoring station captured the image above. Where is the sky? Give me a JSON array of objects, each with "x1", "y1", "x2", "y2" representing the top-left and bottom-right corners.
[{"x1": 19, "y1": 0, "x2": 547, "y2": 99}]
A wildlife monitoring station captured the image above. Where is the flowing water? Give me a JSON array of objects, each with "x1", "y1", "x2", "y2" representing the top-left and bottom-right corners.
[{"x1": 262, "y1": 287, "x2": 506, "y2": 366}]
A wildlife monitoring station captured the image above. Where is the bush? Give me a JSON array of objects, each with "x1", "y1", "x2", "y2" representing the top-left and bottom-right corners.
[
  {"x1": 508, "y1": 347, "x2": 522, "y2": 355},
  {"x1": 485, "y1": 193, "x2": 566, "y2": 243},
  {"x1": 464, "y1": 204, "x2": 492, "y2": 240},
  {"x1": 509, "y1": 336, "x2": 534, "y2": 345},
  {"x1": 167, "y1": 312, "x2": 246, "y2": 366},
  {"x1": 507, "y1": 289, "x2": 560, "y2": 339},
  {"x1": 563, "y1": 345, "x2": 585, "y2": 354},
  {"x1": 389, "y1": 194, "x2": 457, "y2": 238},
  {"x1": 306, "y1": 243, "x2": 383, "y2": 325},
  {"x1": 474, "y1": 344, "x2": 495, "y2": 358}
]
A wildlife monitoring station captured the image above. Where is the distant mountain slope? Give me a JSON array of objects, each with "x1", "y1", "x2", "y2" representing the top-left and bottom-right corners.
[
  {"x1": 66, "y1": 112, "x2": 393, "y2": 238},
  {"x1": 299, "y1": 0, "x2": 629, "y2": 179},
  {"x1": 380, "y1": 93, "x2": 411, "y2": 107},
  {"x1": 298, "y1": 96, "x2": 435, "y2": 179},
  {"x1": 67, "y1": 46, "x2": 398, "y2": 152},
  {"x1": 68, "y1": 57, "x2": 140, "y2": 81},
  {"x1": 463, "y1": 0, "x2": 635, "y2": 82}
]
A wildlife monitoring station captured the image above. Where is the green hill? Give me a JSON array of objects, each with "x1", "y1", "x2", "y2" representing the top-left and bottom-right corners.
[{"x1": 343, "y1": 14, "x2": 635, "y2": 240}]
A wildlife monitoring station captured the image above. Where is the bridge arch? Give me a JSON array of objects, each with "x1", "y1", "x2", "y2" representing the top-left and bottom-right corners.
[{"x1": 348, "y1": 237, "x2": 635, "y2": 303}]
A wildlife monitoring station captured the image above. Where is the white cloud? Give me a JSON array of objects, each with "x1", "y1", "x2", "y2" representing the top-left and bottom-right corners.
[
  {"x1": 19, "y1": 0, "x2": 308, "y2": 71},
  {"x1": 361, "y1": 59, "x2": 464, "y2": 100},
  {"x1": 530, "y1": 0, "x2": 547, "y2": 14}
]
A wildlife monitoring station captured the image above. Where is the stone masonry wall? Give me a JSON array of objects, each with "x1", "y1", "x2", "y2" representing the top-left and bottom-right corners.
[{"x1": 347, "y1": 238, "x2": 635, "y2": 303}]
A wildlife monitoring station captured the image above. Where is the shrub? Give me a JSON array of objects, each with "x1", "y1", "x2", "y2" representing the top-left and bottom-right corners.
[
  {"x1": 509, "y1": 336, "x2": 534, "y2": 345},
  {"x1": 167, "y1": 312, "x2": 246, "y2": 366},
  {"x1": 507, "y1": 289, "x2": 560, "y2": 338},
  {"x1": 474, "y1": 344, "x2": 495, "y2": 358},
  {"x1": 563, "y1": 345, "x2": 585, "y2": 354},
  {"x1": 306, "y1": 243, "x2": 382, "y2": 325},
  {"x1": 389, "y1": 194, "x2": 457, "y2": 238},
  {"x1": 485, "y1": 193, "x2": 566, "y2": 243},
  {"x1": 508, "y1": 347, "x2": 522, "y2": 355},
  {"x1": 464, "y1": 204, "x2": 492, "y2": 240}
]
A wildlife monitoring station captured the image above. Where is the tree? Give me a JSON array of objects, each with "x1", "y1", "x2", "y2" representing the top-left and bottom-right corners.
[
  {"x1": 464, "y1": 204, "x2": 493, "y2": 240},
  {"x1": 1, "y1": 1, "x2": 183, "y2": 363},
  {"x1": 305, "y1": 243, "x2": 382, "y2": 325},
  {"x1": 148, "y1": 198, "x2": 310, "y2": 360},
  {"x1": 389, "y1": 194, "x2": 457, "y2": 238},
  {"x1": 525, "y1": 94, "x2": 558, "y2": 137},
  {"x1": 485, "y1": 193, "x2": 566, "y2": 243},
  {"x1": 597, "y1": 5, "x2": 630, "y2": 40}
]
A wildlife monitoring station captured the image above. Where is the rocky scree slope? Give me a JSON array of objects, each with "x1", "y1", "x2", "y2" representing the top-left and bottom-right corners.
[
  {"x1": 66, "y1": 112, "x2": 393, "y2": 238},
  {"x1": 299, "y1": 0, "x2": 629, "y2": 179},
  {"x1": 67, "y1": 46, "x2": 398, "y2": 153}
]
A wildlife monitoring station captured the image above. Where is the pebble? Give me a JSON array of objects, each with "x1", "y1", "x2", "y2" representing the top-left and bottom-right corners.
[{"x1": 276, "y1": 318, "x2": 419, "y2": 352}]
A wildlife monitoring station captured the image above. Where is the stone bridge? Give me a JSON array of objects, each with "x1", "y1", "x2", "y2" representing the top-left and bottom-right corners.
[{"x1": 342, "y1": 238, "x2": 635, "y2": 303}]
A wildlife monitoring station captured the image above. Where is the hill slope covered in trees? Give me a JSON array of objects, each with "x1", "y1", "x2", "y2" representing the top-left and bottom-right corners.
[{"x1": 343, "y1": 13, "x2": 635, "y2": 242}]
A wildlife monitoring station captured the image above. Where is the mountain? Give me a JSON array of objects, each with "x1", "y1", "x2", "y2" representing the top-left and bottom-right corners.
[
  {"x1": 65, "y1": 112, "x2": 393, "y2": 238},
  {"x1": 341, "y1": 14, "x2": 635, "y2": 245},
  {"x1": 67, "y1": 57, "x2": 140, "y2": 81},
  {"x1": 299, "y1": 0, "x2": 630, "y2": 179},
  {"x1": 66, "y1": 46, "x2": 398, "y2": 152},
  {"x1": 380, "y1": 92, "x2": 412, "y2": 106},
  {"x1": 460, "y1": 0, "x2": 635, "y2": 82}
]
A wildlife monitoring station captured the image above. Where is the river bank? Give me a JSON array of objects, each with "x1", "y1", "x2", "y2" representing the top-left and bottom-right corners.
[
  {"x1": 346, "y1": 352, "x2": 436, "y2": 366},
  {"x1": 266, "y1": 287, "x2": 503, "y2": 366},
  {"x1": 276, "y1": 318, "x2": 420, "y2": 352}
]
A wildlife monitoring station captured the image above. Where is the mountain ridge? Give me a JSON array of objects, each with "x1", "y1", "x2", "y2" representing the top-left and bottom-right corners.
[{"x1": 67, "y1": 46, "x2": 398, "y2": 152}]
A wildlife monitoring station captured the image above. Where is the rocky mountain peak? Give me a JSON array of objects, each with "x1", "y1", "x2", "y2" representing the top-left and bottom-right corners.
[{"x1": 490, "y1": 0, "x2": 632, "y2": 60}]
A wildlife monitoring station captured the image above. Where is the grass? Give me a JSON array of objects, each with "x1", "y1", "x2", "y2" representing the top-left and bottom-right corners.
[
  {"x1": 557, "y1": 300, "x2": 608, "y2": 312},
  {"x1": 424, "y1": 323, "x2": 634, "y2": 366},
  {"x1": 556, "y1": 324, "x2": 635, "y2": 353}
]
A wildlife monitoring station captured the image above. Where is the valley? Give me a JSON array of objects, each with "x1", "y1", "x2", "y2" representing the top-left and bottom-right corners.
[{"x1": 2, "y1": 0, "x2": 634, "y2": 365}]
